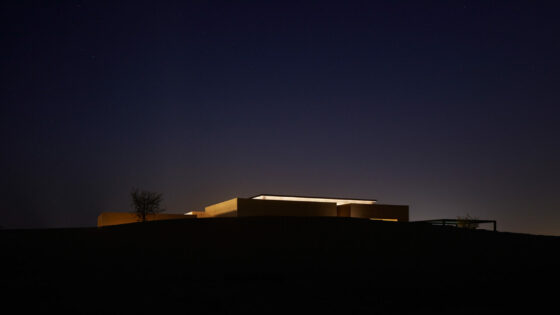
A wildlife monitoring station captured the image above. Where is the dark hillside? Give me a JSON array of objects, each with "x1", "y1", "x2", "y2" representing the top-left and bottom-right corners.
[{"x1": 2, "y1": 217, "x2": 559, "y2": 313}]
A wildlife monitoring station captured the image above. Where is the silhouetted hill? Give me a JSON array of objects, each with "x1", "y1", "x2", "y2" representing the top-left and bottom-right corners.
[{"x1": 2, "y1": 217, "x2": 559, "y2": 313}]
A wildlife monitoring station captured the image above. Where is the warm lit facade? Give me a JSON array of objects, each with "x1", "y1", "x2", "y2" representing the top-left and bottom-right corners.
[
  {"x1": 200, "y1": 194, "x2": 409, "y2": 222},
  {"x1": 98, "y1": 194, "x2": 409, "y2": 227}
]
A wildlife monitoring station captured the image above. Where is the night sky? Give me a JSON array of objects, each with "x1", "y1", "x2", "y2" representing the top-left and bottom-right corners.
[{"x1": 1, "y1": 1, "x2": 559, "y2": 235}]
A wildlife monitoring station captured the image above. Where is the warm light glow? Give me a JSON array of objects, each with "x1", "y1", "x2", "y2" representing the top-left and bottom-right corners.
[
  {"x1": 369, "y1": 218, "x2": 398, "y2": 222},
  {"x1": 185, "y1": 211, "x2": 193, "y2": 215},
  {"x1": 252, "y1": 195, "x2": 376, "y2": 206}
]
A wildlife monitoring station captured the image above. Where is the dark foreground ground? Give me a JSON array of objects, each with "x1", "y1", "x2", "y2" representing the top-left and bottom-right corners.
[{"x1": 2, "y1": 217, "x2": 559, "y2": 314}]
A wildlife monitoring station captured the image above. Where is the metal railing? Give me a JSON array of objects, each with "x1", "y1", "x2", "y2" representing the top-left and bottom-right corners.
[{"x1": 415, "y1": 219, "x2": 497, "y2": 232}]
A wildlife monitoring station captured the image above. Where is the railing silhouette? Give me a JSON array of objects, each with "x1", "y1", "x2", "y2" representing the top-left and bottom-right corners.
[{"x1": 415, "y1": 219, "x2": 497, "y2": 232}]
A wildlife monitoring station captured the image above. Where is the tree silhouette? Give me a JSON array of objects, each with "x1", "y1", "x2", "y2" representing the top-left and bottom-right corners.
[
  {"x1": 130, "y1": 188, "x2": 165, "y2": 222},
  {"x1": 457, "y1": 214, "x2": 479, "y2": 229}
]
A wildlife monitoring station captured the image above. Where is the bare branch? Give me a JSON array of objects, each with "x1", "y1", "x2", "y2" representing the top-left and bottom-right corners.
[{"x1": 130, "y1": 188, "x2": 166, "y2": 222}]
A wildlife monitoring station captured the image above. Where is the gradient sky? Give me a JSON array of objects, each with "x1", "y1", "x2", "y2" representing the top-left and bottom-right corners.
[{"x1": 1, "y1": 1, "x2": 559, "y2": 235}]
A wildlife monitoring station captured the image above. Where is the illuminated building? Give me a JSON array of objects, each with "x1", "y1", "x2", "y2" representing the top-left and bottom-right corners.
[
  {"x1": 98, "y1": 194, "x2": 408, "y2": 227},
  {"x1": 198, "y1": 194, "x2": 409, "y2": 221}
]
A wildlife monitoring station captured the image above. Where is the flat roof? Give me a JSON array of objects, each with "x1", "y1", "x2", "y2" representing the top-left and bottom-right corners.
[{"x1": 251, "y1": 194, "x2": 376, "y2": 206}]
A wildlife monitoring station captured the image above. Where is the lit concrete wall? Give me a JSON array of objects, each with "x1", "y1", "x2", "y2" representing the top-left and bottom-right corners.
[
  {"x1": 337, "y1": 204, "x2": 409, "y2": 222},
  {"x1": 97, "y1": 212, "x2": 195, "y2": 227},
  {"x1": 205, "y1": 198, "x2": 239, "y2": 217}
]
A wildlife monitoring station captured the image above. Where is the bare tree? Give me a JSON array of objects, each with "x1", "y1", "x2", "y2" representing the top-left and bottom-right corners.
[
  {"x1": 130, "y1": 188, "x2": 165, "y2": 222},
  {"x1": 457, "y1": 214, "x2": 479, "y2": 229}
]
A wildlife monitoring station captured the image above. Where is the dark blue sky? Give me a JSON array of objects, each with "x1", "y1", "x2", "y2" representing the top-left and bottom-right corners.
[{"x1": 1, "y1": 1, "x2": 559, "y2": 235}]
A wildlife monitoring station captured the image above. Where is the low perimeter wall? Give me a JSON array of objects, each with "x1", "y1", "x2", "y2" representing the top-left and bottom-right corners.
[{"x1": 97, "y1": 212, "x2": 194, "y2": 227}]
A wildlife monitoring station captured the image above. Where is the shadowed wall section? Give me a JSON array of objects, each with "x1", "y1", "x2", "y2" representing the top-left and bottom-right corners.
[
  {"x1": 337, "y1": 204, "x2": 409, "y2": 222},
  {"x1": 205, "y1": 198, "x2": 338, "y2": 217}
]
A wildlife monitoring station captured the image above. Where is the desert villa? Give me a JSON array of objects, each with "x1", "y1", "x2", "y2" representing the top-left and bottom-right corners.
[{"x1": 97, "y1": 194, "x2": 409, "y2": 227}]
